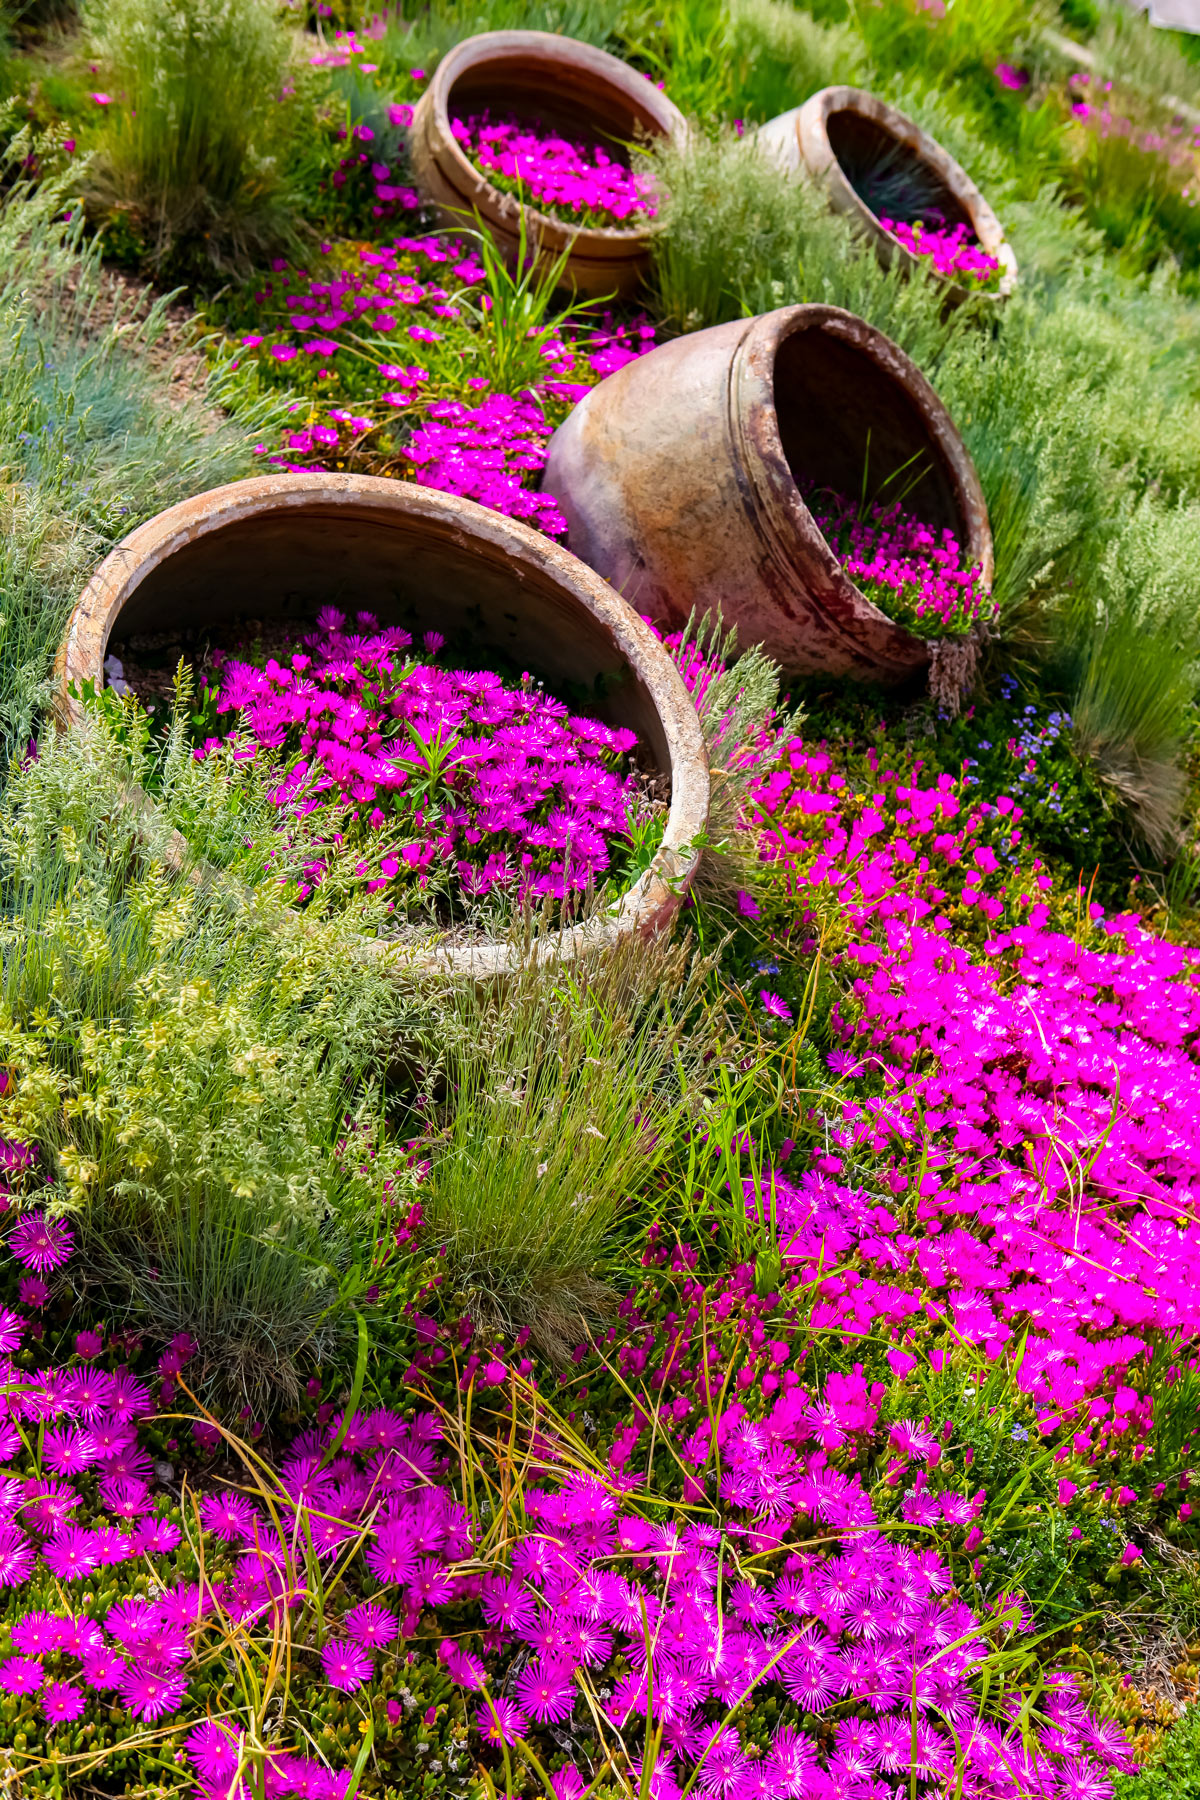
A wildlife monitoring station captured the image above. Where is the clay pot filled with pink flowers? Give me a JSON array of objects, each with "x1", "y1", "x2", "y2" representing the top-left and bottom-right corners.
[
  {"x1": 542, "y1": 303, "x2": 994, "y2": 686},
  {"x1": 56, "y1": 473, "x2": 709, "y2": 978},
  {"x1": 407, "y1": 30, "x2": 686, "y2": 297},
  {"x1": 757, "y1": 87, "x2": 1017, "y2": 306}
]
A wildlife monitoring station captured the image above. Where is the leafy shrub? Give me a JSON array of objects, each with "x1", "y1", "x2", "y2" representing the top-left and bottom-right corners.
[
  {"x1": 1114, "y1": 1699, "x2": 1200, "y2": 1800},
  {"x1": 0, "y1": 719, "x2": 437, "y2": 1409},
  {"x1": 82, "y1": 0, "x2": 301, "y2": 272}
]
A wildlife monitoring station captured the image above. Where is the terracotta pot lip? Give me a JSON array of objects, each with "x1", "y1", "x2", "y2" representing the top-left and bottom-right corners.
[
  {"x1": 731, "y1": 303, "x2": 991, "y2": 663},
  {"x1": 798, "y1": 85, "x2": 1019, "y2": 303},
  {"x1": 416, "y1": 30, "x2": 685, "y2": 252},
  {"x1": 57, "y1": 472, "x2": 710, "y2": 980}
]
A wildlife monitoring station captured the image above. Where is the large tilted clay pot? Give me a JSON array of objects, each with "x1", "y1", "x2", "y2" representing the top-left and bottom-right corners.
[
  {"x1": 758, "y1": 87, "x2": 1017, "y2": 306},
  {"x1": 56, "y1": 473, "x2": 709, "y2": 978},
  {"x1": 541, "y1": 303, "x2": 992, "y2": 684},
  {"x1": 408, "y1": 31, "x2": 686, "y2": 299}
]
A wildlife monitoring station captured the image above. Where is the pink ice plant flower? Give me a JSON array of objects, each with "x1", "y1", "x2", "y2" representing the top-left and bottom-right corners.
[
  {"x1": 9, "y1": 1212, "x2": 73, "y2": 1273},
  {"x1": 201, "y1": 607, "x2": 638, "y2": 907},
  {"x1": 879, "y1": 216, "x2": 1002, "y2": 287},
  {"x1": 451, "y1": 111, "x2": 655, "y2": 226},
  {"x1": 803, "y1": 487, "x2": 995, "y2": 637}
]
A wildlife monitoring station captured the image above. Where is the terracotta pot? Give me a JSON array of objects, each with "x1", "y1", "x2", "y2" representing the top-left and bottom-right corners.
[
  {"x1": 56, "y1": 473, "x2": 709, "y2": 978},
  {"x1": 408, "y1": 30, "x2": 685, "y2": 299},
  {"x1": 757, "y1": 86, "x2": 1017, "y2": 306},
  {"x1": 541, "y1": 303, "x2": 992, "y2": 684}
]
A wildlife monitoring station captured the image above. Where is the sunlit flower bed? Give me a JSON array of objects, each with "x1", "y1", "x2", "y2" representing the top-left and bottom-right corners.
[
  {"x1": 231, "y1": 233, "x2": 654, "y2": 535},
  {"x1": 451, "y1": 112, "x2": 655, "y2": 227},
  {"x1": 0, "y1": 1203, "x2": 1140, "y2": 1800},
  {"x1": 9, "y1": 634, "x2": 1198, "y2": 1794}
]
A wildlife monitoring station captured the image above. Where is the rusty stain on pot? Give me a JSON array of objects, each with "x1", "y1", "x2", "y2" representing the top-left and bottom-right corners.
[
  {"x1": 757, "y1": 85, "x2": 1018, "y2": 307},
  {"x1": 56, "y1": 472, "x2": 709, "y2": 981},
  {"x1": 542, "y1": 303, "x2": 992, "y2": 684},
  {"x1": 408, "y1": 30, "x2": 687, "y2": 299}
]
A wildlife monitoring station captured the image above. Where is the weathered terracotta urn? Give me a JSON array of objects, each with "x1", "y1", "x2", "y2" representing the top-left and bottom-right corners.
[
  {"x1": 408, "y1": 30, "x2": 686, "y2": 298},
  {"x1": 757, "y1": 86, "x2": 1017, "y2": 306},
  {"x1": 57, "y1": 473, "x2": 709, "y2": 977},
  {"x1": 541, "y1": 303, "x2": 992, "y2": 684}
]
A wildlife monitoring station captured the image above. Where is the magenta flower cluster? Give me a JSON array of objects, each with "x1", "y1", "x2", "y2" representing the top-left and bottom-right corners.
[
  {"x1": 451, "y1": 111, "x2": 654, "y2": 227},
  {"x1": 325, "y1": 114, "x2": 421, "y2": 223},
  {"x1": 748, "y1": 742, "x2": 1200, "y2": 1426},
  {"x1": 241, "y1": 234, "x2": 486, "y2": 393},
  {"x1": 803, "y1": 487, "x2": 996, "y2": 636},
  {"x1": 879, "y1": 217, "x2": 1002, "y2": 286},
  {"x1": 241, "y1": 234, "x2": 656, "y2": 534},
  {"x1": 447, "y1": 1474, "x2": 1130, "y2": 1800},
  {"x1": 203, "y1": 606, "x2": 638, "y2": 906},
  {"x1": 0, "y1": 1209, "x2": 448, "y2": 1793},
  {"x1": 1067, "y1": 69, "x2": 1200, "y2": 179},
  {"x1": 402, "y1": 390, "x2": 570, "y2": 535}
]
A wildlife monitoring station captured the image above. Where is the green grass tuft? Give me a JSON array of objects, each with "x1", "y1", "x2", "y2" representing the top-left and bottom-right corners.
[
  {"x1": 415, "y1": 928, "x2": 723, "y2": 1363},
  {"x1": 81, "y1": 0, "x2": 302, "y2": 273}
]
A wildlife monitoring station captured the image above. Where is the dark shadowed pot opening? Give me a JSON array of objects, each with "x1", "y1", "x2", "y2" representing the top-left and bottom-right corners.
[
  {"x1": 408, "y1": 31, "x2": 686, "y2": 299},
  {"x1": 541, "y1": 304, "x2": 992, "y2": 685},
  {"x1": 57, "y1": 474, "x2": 709, "y2": 978},
  {"x1": 825, "y1": 108, "x2": 973, "y2": 236},
  {"x1": 756, "y1": 86, "x2": 1017, "y2": 306},
  {"x1": 773, "y1": 323, "x2": 965, "y2": 540}
]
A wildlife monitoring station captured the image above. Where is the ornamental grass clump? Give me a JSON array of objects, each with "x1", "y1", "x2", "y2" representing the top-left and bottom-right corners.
[
  {"x1": 414, "y1": 929, "x2": 720, "y2": 1360},
  {"x1": 82, "y1": 0, "x2": 301, "y2": 271},
  {"x1": 0, "y1": 720, "x2": 431, "y2": 1410},
  {"x1": 450, "y1": 112, "x2": 655, "y2": 227}
]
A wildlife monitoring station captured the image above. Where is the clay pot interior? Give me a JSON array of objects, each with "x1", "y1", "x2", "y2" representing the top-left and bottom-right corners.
[
  {"x1": 826, "y1": 108, "x2": 971, "y2": 233},
  {"x1": 444, "y1": 56, "x2": 653, "y2": 193},
  {"x1": 773, "y1": 323, "x2": 967, "y2": 543},
  {"x1": 104, "y1": 504, "x2": 673, "y2": 779}
]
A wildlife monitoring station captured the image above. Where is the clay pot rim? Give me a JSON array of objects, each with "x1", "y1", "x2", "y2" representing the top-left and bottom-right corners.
[
  {"x1": 55, "y1": 471, "x2": 710, "y2": 981},
  {"x1": 731, "y1": 303, "x2": 994, "y2": 664},
  {"x1": 798, "y1": 85, "x2": 1019, "y2": 305},
  {"x1": 415, "y1": 29, "x2": 685, "y2": 253}
]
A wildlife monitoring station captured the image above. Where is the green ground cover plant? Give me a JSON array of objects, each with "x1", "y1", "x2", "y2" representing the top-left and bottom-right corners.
[{"x1": 3, "y1": 0, "x2": 1200, "y2": 1791}]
